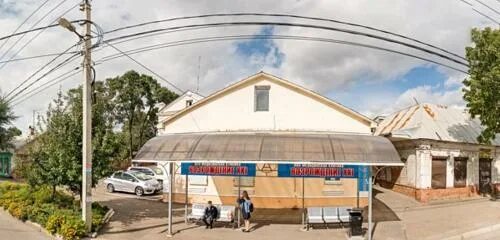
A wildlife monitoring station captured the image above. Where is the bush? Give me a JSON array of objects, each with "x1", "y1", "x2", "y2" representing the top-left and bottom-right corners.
[
  {"x1": 0, "y1": 183, "x2": 109, "y2": 238},
  {"x1": 46, "y1": 212, "x2": 65, "y2": 234},
  {"x1": 59, "y1": 216, "x2": 86, "y2": 240}
]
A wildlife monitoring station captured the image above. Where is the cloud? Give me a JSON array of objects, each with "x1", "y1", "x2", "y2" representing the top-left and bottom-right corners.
[{"x1": 0, "y1": 0, "x2": 494, "y2": 134}]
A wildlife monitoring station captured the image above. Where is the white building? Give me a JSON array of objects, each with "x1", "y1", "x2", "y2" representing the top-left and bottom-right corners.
[
  {"x1": 375, "y1": 103, "x2": 500, "y2": 202},
  {"x1": 137, "y1": 72, "x2": 401, "y2": 208},
  {"x1": 156, "y1": 90, "x2": 204, "y2": 135}
]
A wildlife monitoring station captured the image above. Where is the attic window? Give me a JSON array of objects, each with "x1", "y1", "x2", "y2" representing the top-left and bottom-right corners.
[
  {"x1": 186, "y1": 100, "x2": 193, "y2": 107},
  {"x1": 254, "y1": 85, "x2": 270, "y2": 111}
]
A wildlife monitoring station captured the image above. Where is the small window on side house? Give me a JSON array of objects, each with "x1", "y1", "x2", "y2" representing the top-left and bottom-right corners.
[
  {"x1": 186, "y1": 100, "x2": 193, "y2": 107},
  {"x1": 254, "y1": 86, "x2": 270, "y2": 111}
]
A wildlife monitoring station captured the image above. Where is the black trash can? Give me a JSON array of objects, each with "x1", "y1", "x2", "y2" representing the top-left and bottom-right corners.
[{"x1": 349, "y1": 209, "x2": 363, "y2": 236}]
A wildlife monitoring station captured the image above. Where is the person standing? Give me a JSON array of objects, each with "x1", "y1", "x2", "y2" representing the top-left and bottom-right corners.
[
  {"x1": 237, "y1": 190, "x2": 254, "y2": 232},
  {"x1": 202, "y1": 201, "x2": 218, "y2": 229}
]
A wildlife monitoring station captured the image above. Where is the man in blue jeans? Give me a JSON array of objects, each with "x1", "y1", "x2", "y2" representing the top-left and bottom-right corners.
[{"x1": 202, "y1": 201, "x2": 218, "y2": 229}]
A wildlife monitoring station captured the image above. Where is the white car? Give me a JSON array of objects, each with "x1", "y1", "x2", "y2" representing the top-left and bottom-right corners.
[
  {"x1": 104, "y1": 171, "x2": 161, "y2": 196},
  {"x1": 127, "y1": 166, "x2": 168, "y2": 190}
]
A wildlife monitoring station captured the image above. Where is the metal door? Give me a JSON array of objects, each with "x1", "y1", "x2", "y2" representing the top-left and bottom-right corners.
[{"x1": 479, "y1": 159, "x2": 492, "y2": 194}]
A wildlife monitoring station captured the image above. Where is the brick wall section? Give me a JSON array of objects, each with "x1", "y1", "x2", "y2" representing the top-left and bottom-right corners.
[{"x1": 377, "y1": 180, "x2": 480, "y2": 203}]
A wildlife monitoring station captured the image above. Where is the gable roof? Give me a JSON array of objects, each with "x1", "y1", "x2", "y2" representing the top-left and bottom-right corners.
[
  {"x1": 375, "y1": 103, "x2": 500, "y2": 146},
  {"x1": 162, "y1": 72, "x2": 374, "y2": 128},
  {"x1": 158, "y1": 90, "x2": 204, "y2": 113}
]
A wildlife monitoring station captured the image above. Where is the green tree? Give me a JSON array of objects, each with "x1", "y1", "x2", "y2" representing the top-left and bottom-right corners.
[
  {"x1": 107, "y1": 70, "x2": 178, "y2": 160},
  {"x1": 0, "y1": 95, "x2": 21, "y2": 150},
  {"x1": 26, "y1": 83, "x2": 124, "y2": 198},
  {"x1": 463, "y1": 27, "x2": 500, "y2": 143}
]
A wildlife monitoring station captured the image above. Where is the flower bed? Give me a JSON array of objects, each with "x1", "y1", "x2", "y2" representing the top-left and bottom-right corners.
[{"x1": 0, "y1": 182, "x2": 109, "y2": 239}]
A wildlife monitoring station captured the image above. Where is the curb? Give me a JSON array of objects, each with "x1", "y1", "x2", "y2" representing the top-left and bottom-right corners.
[
  {"x1": 439, "y1": 223, "x2": 500, "y2": 240},
  {"x1": 1, "y1": 207, "x2": 114, "y2": 239}
]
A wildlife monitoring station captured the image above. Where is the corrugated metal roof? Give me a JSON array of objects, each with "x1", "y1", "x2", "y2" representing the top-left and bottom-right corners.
[
  {"x1": 375, "y1": 103, "x2": 500, "y2": 145},
  {"x1": 134, "y1": 132, "x2": 402, "y2": 165}
]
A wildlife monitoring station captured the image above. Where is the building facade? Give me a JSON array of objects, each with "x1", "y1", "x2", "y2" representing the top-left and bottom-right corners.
[
  {"x1": 145, "y1": 72, "x2": 398, "y2": 209},
  {"x1": 375, "y1": 103, "x2": 500, "y2": 202}
]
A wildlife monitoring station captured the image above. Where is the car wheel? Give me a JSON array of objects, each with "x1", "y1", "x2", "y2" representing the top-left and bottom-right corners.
[
  {"x1": 135, "y1": 187, "x2": 144, "y2": 196},
  {"x1": 107, "y1": 184, "x2": 115, "y2": 193}
]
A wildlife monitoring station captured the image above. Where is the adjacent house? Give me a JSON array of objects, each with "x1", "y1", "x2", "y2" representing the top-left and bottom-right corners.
[
  {"x1": 156, "y1": 90, "x2": 204, "y2": 135},
  {"x1": 139, "y1": 72, "x2": 401, "y2": 209},
  {"x1": 374, "y1": 103, "x2": 500, "y2": 202}
]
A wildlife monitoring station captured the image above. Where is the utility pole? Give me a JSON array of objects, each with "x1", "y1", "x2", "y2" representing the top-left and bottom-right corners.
[{"x1": 81, "y1": 0, "x2": 93, "y2": 233}]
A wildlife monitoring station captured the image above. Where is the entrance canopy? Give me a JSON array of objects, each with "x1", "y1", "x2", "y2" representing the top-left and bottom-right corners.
[{"x1": 134, "y1": 132, "x2": 402, "y2": 166}]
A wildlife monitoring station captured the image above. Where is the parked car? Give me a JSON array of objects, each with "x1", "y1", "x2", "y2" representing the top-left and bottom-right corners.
[
  {"x1": 104, "y1": 170, "x2": 161, "y2": 196},
  {"x1": 127, "y1": 166, "x2": 168, "y2": 190}
]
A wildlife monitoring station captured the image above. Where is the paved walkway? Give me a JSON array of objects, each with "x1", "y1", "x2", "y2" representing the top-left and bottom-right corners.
[
  {"x1": 0, "y1": 209, "x2": 50, "y2": 240},
  {"x1": 94, "y1": 183, "x2": 500, "y2": 240}
]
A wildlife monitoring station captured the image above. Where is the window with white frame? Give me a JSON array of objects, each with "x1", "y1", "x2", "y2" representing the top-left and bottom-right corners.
[{"x1": 254, "y1": 85, "x2": 270, "y2": 111}]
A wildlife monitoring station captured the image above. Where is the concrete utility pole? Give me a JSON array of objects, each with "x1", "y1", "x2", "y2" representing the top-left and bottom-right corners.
[{"x1": 81, "y1": 0, "x2": 93, "y2": 232}]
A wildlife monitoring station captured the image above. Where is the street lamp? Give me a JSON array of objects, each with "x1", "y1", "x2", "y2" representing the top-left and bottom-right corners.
[{"x1": 58, "y1": 4, "x2": 93, "y2": 233}]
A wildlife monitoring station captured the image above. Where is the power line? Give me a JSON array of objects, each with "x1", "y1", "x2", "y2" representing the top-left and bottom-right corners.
[
  {"x1": 473, "y1": 8, "x2": 500, "y2": 24},
  {"x1": 95, "y1": 34, "x2": 469, "y2": 74},
  {"x1": 473, "y1": 0, "x2": 500, "y2": 16},
  {"x1": 11, "y1": 67, "x2": 81, "y2": 106},
  {"x1": 4, "y1": 44, "x2": 80, "y2": 101},
  {"x1": 104, "y1": 21, "x2": 470, "y2": 67},
  {"x1": 0, "y1": 0, "x2": 71, "y2": 63},
  {"x1": 101, "y1": 41, "x2": 184, "y2": 93},
  {"x1": 13, "y1": 34, "x2": 470, "y2": 106},
  {"x1": 0, "y1": 19, "x2": 85, "y2": 42},
  {"x1": 0, "y1": 0, "x2": 79, "y2": 71},
  {"x1": 0, "y1": 0, "x2": 51, "y2": 53},
  {"x1": 104, "y1": 12, "x2": 466, "y2": 61},
  {"x1": 0, "y1": 51, "x2": 79, "y2": 64},
  {"x1": 457, "y1": 0, "x2": 500, "y2": 24}
]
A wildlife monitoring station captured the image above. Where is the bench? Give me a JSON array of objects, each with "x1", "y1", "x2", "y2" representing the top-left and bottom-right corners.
[
  {"x1": 187, "y1": 203, "x2": 206, "y2": 222},
  {"x1": 188, "y1": 203, "x2": 235, "y2": 228},
  {"x1": 306, "y1": 206, "x2": 353, "y2": 230},
  {"x1": 306, "y1": 207, "x2": 324, "y2": 230},
  {"x1": 337, "y1": 206, "x2": 351, "y2": 226},
  {"x1": 322, "y1": 207, "x2": 341, "y2": 228}
]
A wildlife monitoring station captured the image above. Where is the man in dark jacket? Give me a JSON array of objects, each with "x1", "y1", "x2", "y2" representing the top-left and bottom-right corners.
[{"x1": 202, "y1": 201, "x2": 218, "y2": 229}]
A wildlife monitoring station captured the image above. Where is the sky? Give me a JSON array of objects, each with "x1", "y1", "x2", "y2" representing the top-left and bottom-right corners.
[{"x1": 0, "y1": 0, "x2": 497, "y2": 134}]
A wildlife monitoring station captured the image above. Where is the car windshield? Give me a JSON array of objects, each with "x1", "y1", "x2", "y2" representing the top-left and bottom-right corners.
[
  {"x1": 130, "y1": 171, "x2": 153, "y2": 181},
  {"x1": 151, "y1": 167, "x2": 163, "y2": 175}
]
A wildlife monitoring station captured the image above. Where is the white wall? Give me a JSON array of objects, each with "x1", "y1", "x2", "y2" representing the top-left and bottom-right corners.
[{"x1": 162, "y1": 78, "x2": 370, "y2": 134}]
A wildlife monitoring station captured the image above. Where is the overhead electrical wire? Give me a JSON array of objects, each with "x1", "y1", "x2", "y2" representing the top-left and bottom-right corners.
[
  {"x1": 11, "y1": 67, "x2": 82, "y2": 106},
  {"x1": 0, "y1": 0, "x2": 51, "y2": 53},
  {"x1": 473, "y1": 0, "x2": 500, "y2": 16},
  {"x1": 94, "y1": 34, "x2": 468, "y2": 75},
  {"x1": 0, "y1": 0, "x2": 72, "y2": 63},
  {"x1": 0, "y1": 51, "x2": 79, "y2": 64},
  {"x1": 4, "y1": 44, "x2": 80, "y2": 102},
  {"x1": 0, "y1": 0, "x2": 80, "y2": 71},
  {"x1": 457, "y1": 0, "x2": 500, "y2": 24},
  {"x1": 103, "y1": 21, "x2": 470, "y2": 67},
  {"x1": 104, "y1": 12, "x2": 466, "y2": 61}
]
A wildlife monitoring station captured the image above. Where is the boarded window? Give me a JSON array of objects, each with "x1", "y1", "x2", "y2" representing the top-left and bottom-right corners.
[
  {"x1": 454, "y1": 157, "x2": 467, "y2": 188},
  {"x1": 432, "y1": 157, "x2": 447, "y2": 189},
  {"x1": 233, "y1": 177, "x2": 255, "y2": 187},
  {"x1": 254, "y1": 86, "x2": 270, "y2": 111},
  {"x1": 189, "y1": 176, "x2": 208, "y2": 186}
]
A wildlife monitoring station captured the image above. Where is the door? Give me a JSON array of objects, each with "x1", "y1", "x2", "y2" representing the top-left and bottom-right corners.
[
  {"x1": 122, "y1": 173, "x2": 137, "y2": 193},
  {"x1": 479, "y1": 159, "x2": 492, "y2": 194}
]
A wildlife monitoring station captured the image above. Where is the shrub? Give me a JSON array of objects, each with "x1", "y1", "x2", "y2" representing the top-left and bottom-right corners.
[
  {"x1": 0, "y1": 183, "x2": 108, "y2": 238},
  {"x1": 46, "y1": 212, "x2": 65, "y2": 234},
  {"x1": 59, "y1": 216, "x2": 86, "y2": 240}
]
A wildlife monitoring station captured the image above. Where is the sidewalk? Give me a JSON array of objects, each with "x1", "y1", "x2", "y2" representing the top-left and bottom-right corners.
[
  {"x1": 0, "y1": 209, "x2": 50, "y2": 240},
  {"x1": 372, "y1": 186, "x2": 500, "y2": 240}
]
